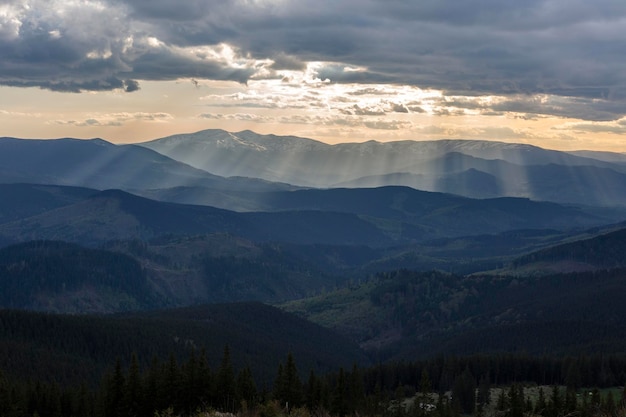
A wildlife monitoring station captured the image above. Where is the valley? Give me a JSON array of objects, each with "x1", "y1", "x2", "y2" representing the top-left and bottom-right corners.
[{"x1": 1, "y1": 130, "x2": 626, "y2": 416}]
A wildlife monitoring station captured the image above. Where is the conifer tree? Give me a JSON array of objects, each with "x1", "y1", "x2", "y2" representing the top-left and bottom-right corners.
[
  {"x1": 74, "y1": 382, "x2": 91, "y2": 417},
  {"x1": 124, "y1": 352, "x2": 142, "y2": 417},
  {"x1": 273, "y1": 352, "x2": 303, "y2": 410},
  {"x1": 476, "y1": 375, "x2": 490, "y2": 409},
  {"x1": 0, "y1": 370, "x2": 9, "y2": 417},
  {"x1": 143, "y1": 356, "x2": 161, "y2": 416},
  {"x1": 508, "y1": 384, "x2": 524, "y2": 417},
  {"x1": 525, "y1": 396, "x2": 533, "y2": 415},
  {"x1": 349, "y1": 363, "x2": 366, "y2": 413},
  {"x1": 497, "y1": 388, "x2": 507, "y2": 411},
  {"x1": 273, "y1": 363, "x2": 285, "y2": 403},
  {"x1": 549, "y1": 385, "x2": 561, "y2": 417},
  {"x1": 161, "y1": 353, "x2": 181, "y2": 412},
  {"x1": 604, "y1": 391, "x2": 616, "y2": 416},
  {"x1": 216, "y1": 345, "x2": 237, "y2": 412},
  {"x1": 197, "y1": 348, "x2": 213, "y2": 408},
  {"x1": 565, "y1": 386, "x2": 577, "y2": 414},
  {"x1": 237, "y1": 366, "x2": 257, "y2": 409},
  {"x1": 333, "y1": 367, "x2": 349, "y2": 417},
  {"x1": 105, "y1": 358, "x2": 126, "y2": 417},
  {"x1": 414, "y1": 368, "x2": 432, "y2": 417},
  {"x1": 284, "y1": 352, "x2": 304, "y2": 408},
  {"x1": 452, "y1": 368, "x2": 475, "y2": 414},
  {"x1": 535, "y1": 387, "x2": 547, "y2": 416},
  {"x1": 580, "y1": 390, "x2": 590, "y2": 417},
  {"x1": 306, "y1": 369, "x2": 319, "y2": 410}
]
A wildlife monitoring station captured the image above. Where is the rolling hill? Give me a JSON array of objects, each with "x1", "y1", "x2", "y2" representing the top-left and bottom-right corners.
[
  {"x1": 0, "y1": 189, "x2": 392, "y2": 247},
  {"x1": 0, "y1": 183, "x2": 97, "y2": 225},
  {"x1": 0, "y1": 186, "x2": 615, "y2": 250},
  {"x1": 136, "y1": 186, "x2": 618, "y2": 241}
]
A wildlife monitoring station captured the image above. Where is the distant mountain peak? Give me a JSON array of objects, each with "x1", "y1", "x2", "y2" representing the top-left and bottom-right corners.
[
  {"x1": 137, "y1": 129, "x2": 626, "y2": 206},
  {"x1": 221, "y1": 132, "x2": 268, "y2": 151}
]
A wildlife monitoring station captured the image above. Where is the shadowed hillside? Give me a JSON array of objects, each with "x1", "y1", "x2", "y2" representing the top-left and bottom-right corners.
[{"x1": 0, "y1": 303, "x2": 367, "y2": 387}]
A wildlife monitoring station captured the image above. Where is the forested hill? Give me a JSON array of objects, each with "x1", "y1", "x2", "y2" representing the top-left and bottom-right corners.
[
  {"x1": 283, "y1": 268, "x2": 626, "y2": 361},
  {"x1": 510, "y1": 226, "x2": 626, "y2": 273},
  {"x1": 0, "y1": 189, "x2": 392, "y2": 247},
  {"x1": 0, "y1": 240, "x2": 152, "y2": 312},
  {"x1": 0, "y1": 303, "x2": 367, "y2": 387}
]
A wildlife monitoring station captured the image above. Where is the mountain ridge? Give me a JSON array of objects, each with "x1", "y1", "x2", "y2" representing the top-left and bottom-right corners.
[
  {"x1": 138, "y1": 129, "x2": 626, "y2": 206},
  {"x1": 0, "y1": 185, "x2": 614, "y2": 248},
  {"x1": 0, "y1": 136, "x2": 298, "y2": 192}
]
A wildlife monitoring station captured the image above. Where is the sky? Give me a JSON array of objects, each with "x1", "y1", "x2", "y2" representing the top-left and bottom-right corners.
[{"x1": 2, "y1": 1, "x2": 626, "y2": 151}]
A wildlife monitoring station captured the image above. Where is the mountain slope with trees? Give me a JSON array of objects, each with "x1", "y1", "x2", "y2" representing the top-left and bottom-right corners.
[
  {"x1": 0, "y1": 303, "x2": 367, "y2": 388},
  {"x1": 282, "y1": 268, "x2": 626, "y2": 361},
  {"x1": 0, "y1": 189, "x2": 392, "y2": 247},
  {"x1": 0, "y1": 240, "x2": 153, "y2": 312},
  {"x1": 0, "y1": 186, "x2": 616, "y2": 249},
  {"x1": 509, "y1": 226, "x2": 626, "y2": 274}
]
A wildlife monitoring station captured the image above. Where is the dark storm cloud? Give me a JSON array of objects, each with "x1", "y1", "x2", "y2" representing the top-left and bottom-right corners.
[
  {"x1": 269, "y1": 53, "x2": 306, "y2": 71},
  {"x1": 3, "y1": 0, "x2": 626, "y2": 121}
]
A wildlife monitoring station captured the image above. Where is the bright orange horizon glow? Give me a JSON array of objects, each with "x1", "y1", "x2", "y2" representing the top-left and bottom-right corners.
[{"x1": 2, "y1": 78, "x2": 626, "y2": 153}]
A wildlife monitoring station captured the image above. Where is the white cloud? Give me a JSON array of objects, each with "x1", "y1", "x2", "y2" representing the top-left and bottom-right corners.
[{"x1": 53, "y1": 111, "x2": 173, "y2": 127}]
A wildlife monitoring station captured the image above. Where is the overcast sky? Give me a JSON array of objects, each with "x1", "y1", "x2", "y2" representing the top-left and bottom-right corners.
[{"x1": 1, "y1": 0, "x2": 626, "y2": 151}]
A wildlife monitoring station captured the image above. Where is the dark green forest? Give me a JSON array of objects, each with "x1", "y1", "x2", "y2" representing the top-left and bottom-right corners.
[
  {"x1": 2, "y1": 182, "x2": 626, "y2": 417},
  {"x1": 0, "y1": 240, "x2": 152, "y2": 311},
  {"x1": 0, "y1": 304, "x2": 367, "y2": 389},
  {"x1": 2, "y1": 348, "x2": 626, "y2": 417}
]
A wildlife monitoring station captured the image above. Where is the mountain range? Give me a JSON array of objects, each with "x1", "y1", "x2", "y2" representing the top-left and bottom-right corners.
[
  {"x1": 139, "y1": 129, "x2": 626, "y2": 206},
  {"x1": 4, "y1": 130, "x2": 626, "y2": 208},
  {"x1": 0, "y1": 136, "x2": 295, "y2": 192},
  {"x1": 3, "y1": 129, "x2": 626, "y2": 374}
]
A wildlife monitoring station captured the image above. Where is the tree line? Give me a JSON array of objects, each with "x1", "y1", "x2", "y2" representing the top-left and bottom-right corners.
[{"x1": 2, "y1": 349, "x2": 626, "y2": 417}]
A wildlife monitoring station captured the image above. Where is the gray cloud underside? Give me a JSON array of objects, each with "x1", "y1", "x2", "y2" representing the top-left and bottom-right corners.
[{"x1": 2, "y1": 0, "x2": 626, "y2": 120}]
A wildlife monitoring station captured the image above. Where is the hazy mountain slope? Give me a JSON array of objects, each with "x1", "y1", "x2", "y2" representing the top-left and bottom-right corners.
[
  {"x1": 137, "y1": 186, "x2": 613, "y2": 239},
  {"x1": 336, "y1": 153, "x2": 626, "y2": 206},
  {"x1": 139, "y1": 130, "x2": 626, "y2": 207},
  {"x1": 0, "y1": 137, "x2": 295, "y2": 192},
  {"x1": 6, "y1": 132, "x2": 626, "y2": 206},
  {"x1": 0, "y1": 303, "x2": 367, "y2": 386},
  {"x1": 1, "y1": 185, "x2": 612, "y2": 249},
  {"x1": 0, "y1": 189, "x2": 392, "y2": 246},
  {"x1": 140, "y1": 129, "x2": 330, "y2": 185},
  {"x1": 141, "y1": 130, "x2": 623, "y2": 181},
  {"x1": 0, "y1": 183, "x2": 97, "y2": 225},
  {"x1": 567, "y1": 150, "x2": 626, "y2": 163},
  {"x1": 139, "y1": 186, "x2": 608, "y2": 229}
]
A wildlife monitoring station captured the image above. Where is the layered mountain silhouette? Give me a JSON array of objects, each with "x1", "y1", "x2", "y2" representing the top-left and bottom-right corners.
[
  {"x1": 0, "y1": 136, "x2": 295, "y2": 192},
  {"x1": 0, "y1": 188, "x2": 391, "y2": 246},
  {"x1": 0, "y1": 185, "x2": 614, "y2": 248},
  {"x1": 3, "y1": 131, "x2": 626, "y2": 364},
  {"x1": 140, "y1": 129, "x2": 626, "y2": 206},
  {"x1": 4, "y1": 131, "x2": 626, "y2": 207}
]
